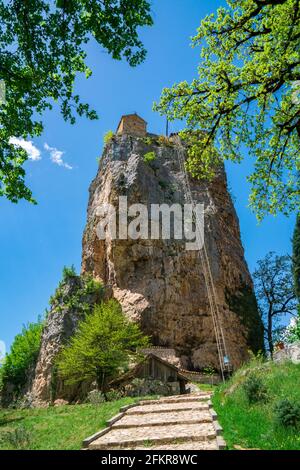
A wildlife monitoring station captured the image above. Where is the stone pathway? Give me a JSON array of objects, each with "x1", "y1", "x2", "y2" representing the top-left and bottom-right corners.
[{"x1": 84, "y1": 392, "x2": 226, "y2": 450}]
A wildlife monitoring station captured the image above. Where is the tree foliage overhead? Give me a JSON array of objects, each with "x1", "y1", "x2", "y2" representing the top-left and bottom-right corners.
[
  {"x1": 0, "y1": 0, "x2": 153, "y2": 203},
  {"x1": 155, "y1": 0, "x2": 300, "y2": 220},
  {"x1": 253, "y1": 251, "x2": 297, "y2": 355},
  {"x1": 56, "y1": 300, "x2": 149, "y2": 391}
]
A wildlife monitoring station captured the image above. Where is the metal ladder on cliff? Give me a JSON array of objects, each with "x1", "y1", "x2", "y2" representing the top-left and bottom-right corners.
[{"x1": 173, "y1": 136, "x2": 231, "y2": 381}]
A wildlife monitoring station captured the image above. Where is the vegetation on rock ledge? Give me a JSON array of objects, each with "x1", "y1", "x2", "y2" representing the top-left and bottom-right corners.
[
  {"x1": 49, "y1": 266, "x2": 104, "y2": 316},
  {"x1": 143, "y1": 151, "x2": 156, "y2": 165}
]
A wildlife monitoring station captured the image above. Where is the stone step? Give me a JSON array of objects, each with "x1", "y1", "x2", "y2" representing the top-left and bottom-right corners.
[
  {"x1": 89, "y1": 422, "x2": 216, "y2": 450},
  {"x1": 123, "y1": 439, "x2": 219, "y2": 450},
  {"x1": 138, "y1": 394, "x2": 211, "y2": 406},
  {"x1": 112, "y1": 409, "x2": 213, "y2": 429},
  {"x1": 126, "y1": 401, "x2": 209, "y2": 415}
]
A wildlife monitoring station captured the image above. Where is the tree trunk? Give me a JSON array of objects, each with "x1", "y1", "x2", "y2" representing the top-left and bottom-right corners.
[
  {"x1": 96, "y1": 368, "x2": 103, "y2": 391},
  {"x1": 96, "y1": 368, "x2": 107, "y2": 401},
  {"x1": 101, "y1": 371, "x2": 107, "y2": 401},
  {"x1": 267, "y1": 310, "x2": 274, "y2": 358}
]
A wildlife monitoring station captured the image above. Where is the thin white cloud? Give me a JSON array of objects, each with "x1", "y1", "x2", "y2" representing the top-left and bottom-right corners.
[
  {"x1": 44, "y1": 143, "x2": 72, "y2": 170},
  {"x1": 9, "y1": 137, "x2": 41, "y2": 161}
]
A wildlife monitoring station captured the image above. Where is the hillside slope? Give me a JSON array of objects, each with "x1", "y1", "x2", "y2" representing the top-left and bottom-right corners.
[{"x1": 212, "y1": 358, "x2": 300, "y2": 450}]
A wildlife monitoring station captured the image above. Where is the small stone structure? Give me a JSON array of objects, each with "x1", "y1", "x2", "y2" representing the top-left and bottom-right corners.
[
  {"x1": 116, "y1": 113, "x2": 147, "y2": 136},
  {"x1": 110, "y1": 353, "x2": 189, "y2": 395},
  {"x1": 140, "y1": 347, "x2": 181, "y2": 367}
]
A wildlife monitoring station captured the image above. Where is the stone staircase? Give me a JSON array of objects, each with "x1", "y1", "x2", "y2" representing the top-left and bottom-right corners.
[{"x1": 83, "y1": 393, "x2": 226, "y2": 450}]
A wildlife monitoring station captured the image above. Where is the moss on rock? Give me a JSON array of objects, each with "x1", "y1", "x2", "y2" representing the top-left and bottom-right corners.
[{"x1": 225, "y1": 285, "x2": 265, "y2": 354}]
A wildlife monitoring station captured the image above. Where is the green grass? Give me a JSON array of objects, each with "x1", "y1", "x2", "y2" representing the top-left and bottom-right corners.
[
  {"x1": 196, "y1": 383, "x2": 216, "y2": 392},
  {"x1": 0, "y1": 397, "x2": 141, "y2": 450},
  {"x1": 213, "y1": 359, "x2": 300, "y2": 450}
]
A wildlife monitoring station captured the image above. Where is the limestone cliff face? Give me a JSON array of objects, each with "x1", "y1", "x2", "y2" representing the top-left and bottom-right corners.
[{"x1": 82, "y1": 134, "x2": 264, "y2": 370}]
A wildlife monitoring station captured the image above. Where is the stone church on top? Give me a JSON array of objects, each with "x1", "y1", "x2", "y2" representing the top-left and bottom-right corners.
[{"x1": 116, "y1": 113, "x2": 147, "y2": 137}]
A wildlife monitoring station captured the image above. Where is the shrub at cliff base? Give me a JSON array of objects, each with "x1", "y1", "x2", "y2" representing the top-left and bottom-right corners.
[
  {"x1": 56, "y1": 299, "x2": 149, "y2": 392},
  {"x1": 212, "y1": 357, "x2": 300, "y2": 450}
]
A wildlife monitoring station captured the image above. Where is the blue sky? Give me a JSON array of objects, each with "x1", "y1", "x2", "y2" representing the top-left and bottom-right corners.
[{"x1": 0, "y1": 0, "x2": 296, "y2": 352}]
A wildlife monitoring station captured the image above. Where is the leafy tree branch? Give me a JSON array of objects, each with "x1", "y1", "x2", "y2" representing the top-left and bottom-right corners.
[
  {"x1": 155, "y1": 0, "x2": 300, "y2": 219},
  {"x1": 0, "y1": 0, "x2": 153, "y2": 203}
]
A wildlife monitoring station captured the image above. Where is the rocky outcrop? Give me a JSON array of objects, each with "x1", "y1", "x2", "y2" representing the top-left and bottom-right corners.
[
  {"x1": 29, "y1": 274, "x2": 103, "y2": 406},
  {"x1": 274, "y1": 342, "x2": 300, "y2": 364},
  {"x1": 81, "y1": 133, "x2": 264, "y2": 370}
]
